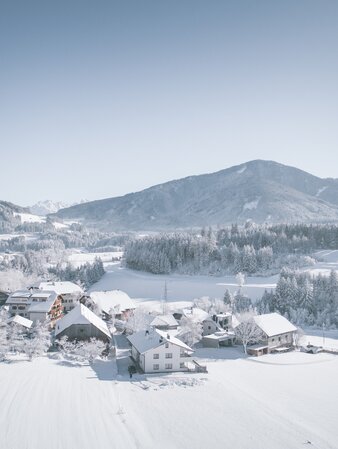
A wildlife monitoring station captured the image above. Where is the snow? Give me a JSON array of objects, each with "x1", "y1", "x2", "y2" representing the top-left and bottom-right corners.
[
  {"x1": 37, "y1": 281, "x2": 83, "y2": 295},
  {"x1": 243, "y1": 197, "x2": 260, "y2": 211},
  {"x1": 316, "y1": 186, "x2": 328, "y2": 197},
  {"x1": 91, "y1": 263, "x2": 279, "y2": 302},
  {"x1": 52, "y1": 221, "x2": 69, "y2": 229},
  {"x1": 150, "y1": 314, "x2": 178, "y2": 327},
  {"x1": 54, "y1": 304, "x2": 111, "y2": 339},
  {"x1": 253, "y1": 313, "x2": 297, "y2": 337},
  {"x1": 127, "y1": 328, "x2": 193, "y2": 354},
  {"x1": 13, "y1": 212, "x2": 46, "y2": 224},
  {"x1": 68, "y1": 251, "x2": 123, "y2": 268},
  {"x1": 8, "y1": 315, "x2": 33, "y2": 329},
  {"x1": 89, "y1": 290, "x2": 136, "y2": 314},
  {"x1": 182, "y1": 307, "x2": 210, "y2": 322},
  {"x1": 237, "y1": 165, "x2": 247, "y2": 174},
  {"x1": 0, "y1": 344, "x2": 338, "y2": 449}
]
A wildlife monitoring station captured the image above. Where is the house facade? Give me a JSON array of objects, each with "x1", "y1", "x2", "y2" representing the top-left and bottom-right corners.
[
  {"x1": 6, "y1": 290, "x2": 63, "y2": 326},
  {"x1": 127, "y1": 329, "x2": 194, "y2": 373},
  {"x1": 54, "y1": 304, "x2": 111, "y2": 342},
  {"x1": 35, "y1": 281, "x2": 83, "y2": 312},
  {"x1": 247, "y1": 313, "x2": 298, "y2": 356}
]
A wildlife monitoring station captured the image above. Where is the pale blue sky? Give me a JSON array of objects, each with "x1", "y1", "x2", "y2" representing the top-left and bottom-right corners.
[{"x1": 1, "y1": 0, "x2": 337, "y2": 205}]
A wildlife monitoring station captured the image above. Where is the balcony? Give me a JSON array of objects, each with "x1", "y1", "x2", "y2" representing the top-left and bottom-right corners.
[{"x1": 180, "y1": 352, "x2": 192, "y2": 358}]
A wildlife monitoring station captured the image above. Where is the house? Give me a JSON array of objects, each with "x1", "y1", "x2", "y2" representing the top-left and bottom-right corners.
[
  {"x1": 54, "y1": 304, "x2": 111, "y2": 342},
  {"x1": 127, "y1": 328, "x2": 195, "y2": 373},
  {"x1": 6, "y1": 289, "x2": 63, "y2": 326},
  {"x1": 35, "y1": 281, "x2": 83, "y2": 312},
  {"x1": 150, "y1": 314, "x2": 179, "y2": 330},
  {"x1": 246, "y1": 313, "x2": 298, "y2": 356},
  {"x1": 87, "y1": 290, "x2": 136, "y2": 320}
]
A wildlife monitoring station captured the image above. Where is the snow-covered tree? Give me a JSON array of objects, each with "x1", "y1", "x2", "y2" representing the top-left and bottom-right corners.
[
  {"x1": 23, "y1": 320, "x2": 51, "y2": 361},
  {"x1": 235, "y1": 312, "x2": 264, "y2": 354},
  {"x1": 178, "y1": 315, "x2": 203, "y2": 347}
]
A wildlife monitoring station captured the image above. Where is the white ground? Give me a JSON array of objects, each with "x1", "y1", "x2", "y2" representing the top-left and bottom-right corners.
[
  {"x1": 68, "y1": 251, "x2": 123, "y2": 268},
  {"x1": 87, "y1": 249, "x2": 338, "y2": 303},
  {"x1": 0, "y1": 343, "x2": 337, "y2": 449}
]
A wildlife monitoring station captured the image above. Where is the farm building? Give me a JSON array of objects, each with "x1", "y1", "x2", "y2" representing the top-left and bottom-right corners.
[
  {"x1": 54, "y1": 304, "x2": 111, "y2": 342},
  {"x1": 247, "y1": 313, "x2": 298, "y2": 356}
]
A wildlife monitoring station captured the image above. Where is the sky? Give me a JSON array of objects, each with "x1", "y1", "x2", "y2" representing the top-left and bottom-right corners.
[{"x1": 0, "y1": 0, "x2": 337, "y2": 206}]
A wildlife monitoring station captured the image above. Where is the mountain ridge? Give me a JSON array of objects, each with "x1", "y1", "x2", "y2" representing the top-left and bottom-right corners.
[{"x1": 48, "y1": 160, "x2": 338, "y2": 229}]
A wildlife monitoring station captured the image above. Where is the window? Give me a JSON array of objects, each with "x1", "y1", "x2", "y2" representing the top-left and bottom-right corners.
[
  {"x1": 165, "y1": 363, "x2": 172, "y2": 370},
  {"x1": 153, "y1": 353, "x2": 159, "y2": 359},
  {"x1": 208, "y1": 326, "x2": 211, "y2": 330},
  {"x1": 278, "y1": 337, "x2": 281, "y2": 342},
  {"x1": 165, "y1": 353, "x2": 173, "y2": 359},
  {"x1": 180, "y1": 363, "x2": 185, "y2": 368},
  {"x1": 18, "y1": 306, "x2": 25, "y2": 310},
  {"x1": 153, "y1": 364, "x2": 159, "y2": 370},
  {"x1": 12, "y1": 306, "x2": 17, "y2": 310},
  {"x1": 165, "y1": 342, "x2": 169, "y2": 348}
]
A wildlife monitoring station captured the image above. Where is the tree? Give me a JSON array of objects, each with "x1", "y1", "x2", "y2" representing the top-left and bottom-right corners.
[
  {"x1": 235, "y1": 312, "x2": 264, "y2": 354},
  {"x1": 0, "y1": 308, "x2": 8, "y2": 360},
  {"x1": 179, "y1": 315, "x2": 203, "y2": 347},
  {"x1": 23, "y1": 320, "x2": 51, "y2": 361}
]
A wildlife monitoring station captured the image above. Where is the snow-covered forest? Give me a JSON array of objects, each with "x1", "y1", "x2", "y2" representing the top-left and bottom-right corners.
[
  {"x1": 124, "y1": 223, "x2": 338, "y2": 275},
  {"x1": 257, "y1": 268, "x2": 338, "y2": 328}
]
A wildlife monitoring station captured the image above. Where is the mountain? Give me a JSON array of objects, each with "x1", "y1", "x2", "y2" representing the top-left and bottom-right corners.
[
  {"x1": 53, "y1": 160, "x2": 338, "y2": 230},
  {"x1": 0, "y1": 201, "x2": 30, "y2": 231},
  {"x1": 30, "y1": 199, "x2": 89, "y2": 216}
]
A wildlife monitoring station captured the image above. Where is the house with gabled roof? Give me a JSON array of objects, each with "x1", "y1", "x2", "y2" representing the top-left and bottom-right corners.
[
  {"x1": 247, "y1": 313, "x2": 298, "y2": 356},
  {"x1": 54, "y1": 304, "x2": 111, "y2": 342},
  {"x1": 127, "y1": 328, "x2": 195, "y2": 373}
]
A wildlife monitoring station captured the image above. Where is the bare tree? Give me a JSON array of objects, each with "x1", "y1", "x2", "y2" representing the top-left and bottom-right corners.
[{"x1": 235, "y1": 312, "x2": 263, "y2": 354}]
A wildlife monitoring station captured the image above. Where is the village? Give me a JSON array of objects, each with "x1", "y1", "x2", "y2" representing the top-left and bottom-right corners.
[{"x1": 0, "y1": 278, "x2": 324, "y2": 376}]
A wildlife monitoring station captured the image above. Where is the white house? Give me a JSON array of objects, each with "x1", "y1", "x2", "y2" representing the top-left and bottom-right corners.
[
  {"x1": 35, "y1": 281, "x2": 84, "y2": 312},
  {"x1": 88, "y1": 290, "x2": 136, "y2": 320},
  {"x1": 127, "y1": 329, "x2": 194, "y2": 373},
  {"x1": 54, "y1": 304, "x2": 111, "y2": 342},
  {"x1": 247, "y1": 313, "x2": 298, "y2": 356}
]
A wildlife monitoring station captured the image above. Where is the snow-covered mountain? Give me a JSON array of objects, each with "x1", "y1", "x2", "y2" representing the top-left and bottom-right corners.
[
  {"x1": 53, "y1": 160, "x2": 338, "y2": 230},
  {"x1": 30, "y1": 199, "x2": 88, "y2": 216}
]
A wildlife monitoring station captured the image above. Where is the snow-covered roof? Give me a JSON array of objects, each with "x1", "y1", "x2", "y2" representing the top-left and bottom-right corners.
[
  {"x1": 28, "y1": 291, "x2": 59, "y2": 313},
  {"x1": 202, "y1": 331, "x2": 235, "y2": 341},
  {"x1": 253, "y1": 313, "x2": 297, "y2": 337},
  {"x1": 150, "y1": 314, "x2": 179, "y2": 327},
  {"x1": 6, "y1": 290, "x2": 32, "y2": 302},
  {"x1": 8, "y1": 315, "x2": 33, "y2": 329},
  {"x1": 127, "y1": 329, "x2": 193, "y2": 354},
  {"x1": 54, "y1": 304, "x2": 111, "y2": 339},
  {"x1": 89, "y1": 290, "x2": 136, "y2": 314},
  {"x1": 182, "y1": 307, "x2": 210, "y2": 323},
  {"x1": 37, "y1": 281, "x2": 83, "y2": 295}
]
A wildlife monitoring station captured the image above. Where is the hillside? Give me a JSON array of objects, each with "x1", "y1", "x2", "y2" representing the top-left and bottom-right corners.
[
  {"x1": 0, "y1": 201, "x2": 30, "y2": 232},
  {"x1": 54, "y1": 160, "x2": 338, "y2": 230}
]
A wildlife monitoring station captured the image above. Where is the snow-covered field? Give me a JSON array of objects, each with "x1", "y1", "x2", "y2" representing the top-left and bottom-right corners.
[
  {"x1": 68, "y1": 251, "x2": 123, "y2": 268},
  {"x1": 90, "y1": 263, "x2": 279, "y2": 301},
  {"x1": 88, "y1": 249, "x2": 338, "y2": 303},
  {"x1": 0, "y1": 345, "x2": 337, "y2": 449}
]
